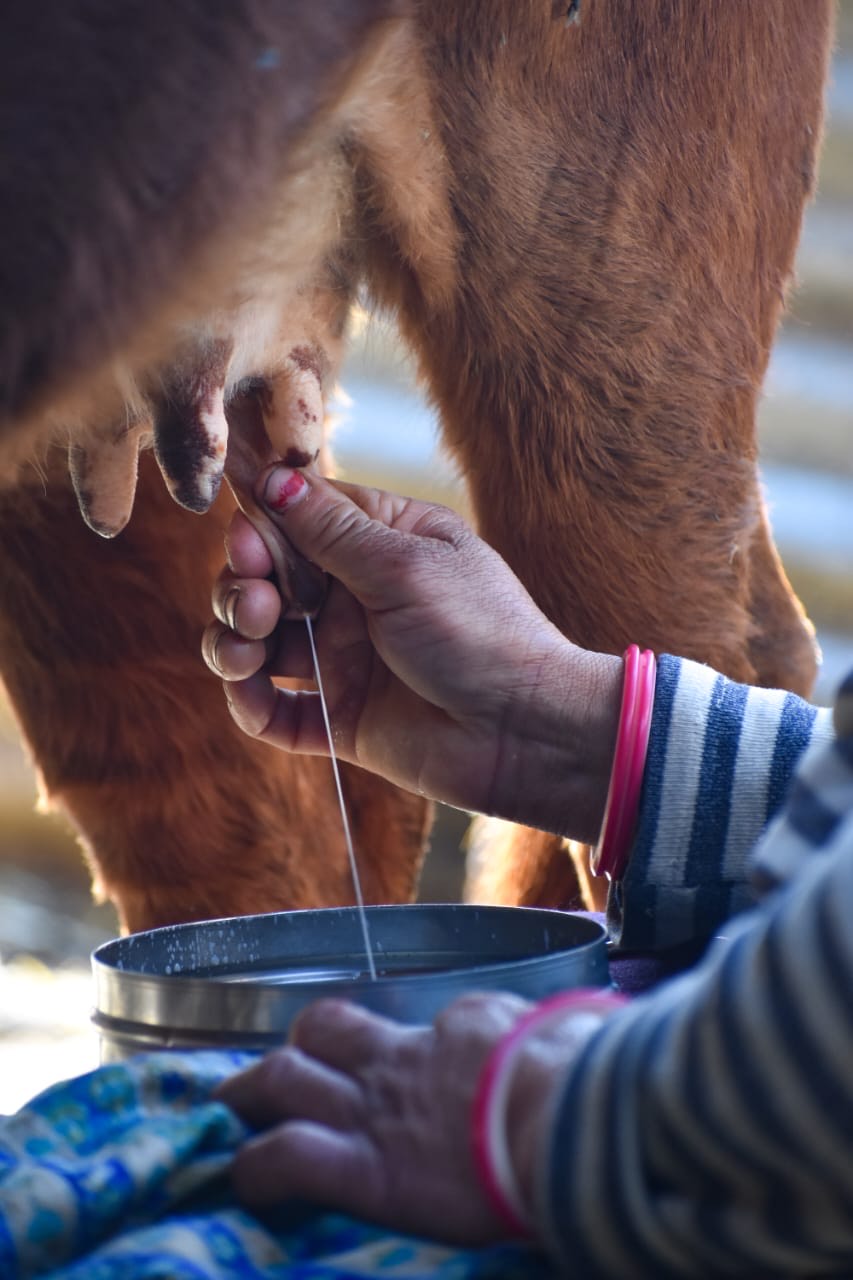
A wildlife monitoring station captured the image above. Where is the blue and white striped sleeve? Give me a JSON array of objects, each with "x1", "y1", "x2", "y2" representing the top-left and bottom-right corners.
[
  {"x1": 538, "y1": 680, "x2": 853, "y2": 1276},
  {"x1": 608, "y1": 654, "x2": 835, "y2": 952}
]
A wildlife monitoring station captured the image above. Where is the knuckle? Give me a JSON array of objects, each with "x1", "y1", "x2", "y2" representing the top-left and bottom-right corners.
[
  {"x1": 254, "y1": 1046, "x2": 314, "y2": 1104},
  {"x1": 411, "y1": 503, "x2": 469, "y2": 547},
  {"x1": 313, "y1": 503, "x2": 365, "y2": 554},
  {"x1": 289, "y1": 998, "x2": 358, "y2": 1052},
  {"x1": 433, "y1": 992, "x2": 490, "y2": 1035},
  {"x1": 434, "y1": 991, "x2": 530, "y2": 1040}
]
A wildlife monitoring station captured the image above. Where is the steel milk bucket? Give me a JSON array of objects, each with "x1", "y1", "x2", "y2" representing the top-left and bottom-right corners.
[{"x1": 92, "y1": 904, "x2": 610, "y2": 1061}]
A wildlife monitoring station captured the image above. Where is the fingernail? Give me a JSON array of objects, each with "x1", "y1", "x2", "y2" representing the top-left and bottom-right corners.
[
  {"x1": 261, "y1": 466, "x2": 309, "y2": 513},
  {"x1": 208, "y1": 631, "x2": 225, "y2": 675},
  {"x1": 223, "y1": 585, "x2": 240, "y2": 632}
]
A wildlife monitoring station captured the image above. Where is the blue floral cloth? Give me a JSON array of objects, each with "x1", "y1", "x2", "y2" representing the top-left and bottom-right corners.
[{"x1": 0, "y1": 1052, "x2": 556, "y2": 1279}]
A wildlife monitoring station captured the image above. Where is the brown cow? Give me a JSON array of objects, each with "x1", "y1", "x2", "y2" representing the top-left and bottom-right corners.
[{"x1": 0, "y1": 1, "x2": 833, "y2": 931}]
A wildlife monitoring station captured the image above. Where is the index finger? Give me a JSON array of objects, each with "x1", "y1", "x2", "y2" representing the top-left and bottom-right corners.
[{"x1": 216, "y1": 1045, "x2": 363, "y2": 1131}]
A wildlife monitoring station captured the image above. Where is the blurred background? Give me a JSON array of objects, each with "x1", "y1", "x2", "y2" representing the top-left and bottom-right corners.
[{"x1": 2, "y1": 14, "x2": 851, "y2": 1111}]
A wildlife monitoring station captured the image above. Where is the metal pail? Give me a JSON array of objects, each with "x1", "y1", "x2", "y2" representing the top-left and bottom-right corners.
[{"x1": 92, "y1": 903, "x2": 609, "y2": 1061}]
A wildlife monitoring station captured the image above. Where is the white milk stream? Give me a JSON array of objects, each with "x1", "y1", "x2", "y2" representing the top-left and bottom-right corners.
[{"x1": 305, "y1": 615, "x2": 377, "y2": 981}]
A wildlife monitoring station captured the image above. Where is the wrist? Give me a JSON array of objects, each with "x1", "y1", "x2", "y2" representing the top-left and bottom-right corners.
[
  {"x1": 503, "y1": 1018, "x2": 602, "y2": 1221},
  {"x1": 471, "y1": 991, "x2": 628, "y2": 1236},
  {"x1": 591, "y1": 646, "x2": 657, "y2": 881},
  {"x1": 489, "y1": 643, "x2": 623, "y2": 843}
]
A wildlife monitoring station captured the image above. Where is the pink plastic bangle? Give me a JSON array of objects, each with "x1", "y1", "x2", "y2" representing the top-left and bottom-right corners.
[
  {"x1": 470, "y1": 988, "x2": 629, "y2": 1237},
  {"x1": 590, "y1": 645, "x2": 657, "y2": 881}
]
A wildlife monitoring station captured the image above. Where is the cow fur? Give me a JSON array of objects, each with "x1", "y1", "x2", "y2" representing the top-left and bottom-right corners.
[{"x1": 0, "y1": 1, "x2": 834, "y2": 929}]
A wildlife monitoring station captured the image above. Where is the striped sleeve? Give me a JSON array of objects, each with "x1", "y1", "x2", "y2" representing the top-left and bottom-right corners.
[
  {"x1": 538, "y1": 711, "x2": 853, "y2": 1278},
  {"x1": 608, "y1": 654, "x2": 835, "y2": 952}
]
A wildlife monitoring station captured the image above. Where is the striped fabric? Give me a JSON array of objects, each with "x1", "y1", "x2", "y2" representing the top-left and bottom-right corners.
[
  {"x1": 609, "y1": 655, "x2": 835, "y2": 951},
  {"x1": 539, "y1": 659, "x2": 853, "y2": 1277}
]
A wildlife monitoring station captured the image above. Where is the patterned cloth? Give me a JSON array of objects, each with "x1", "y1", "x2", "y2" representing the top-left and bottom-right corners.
[
  {"x1": 0, "y1": 1051, "x2": 555, "y2": 1279},
  {"x1": 611, "y1": 654, "x2": 836, "y2": 951}
]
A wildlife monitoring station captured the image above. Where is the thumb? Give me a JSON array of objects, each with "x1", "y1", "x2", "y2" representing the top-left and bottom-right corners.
[{"x1": 254, "y1": 465, "x2": 404, "y2": 600}]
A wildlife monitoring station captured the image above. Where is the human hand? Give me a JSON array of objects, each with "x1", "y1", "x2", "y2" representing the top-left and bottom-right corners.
[
  {"x1": 203, "y1": 467, "x2": 622, "y2": 841},
  {"x1": 215, "y1": 993, "x2": 607, "y2": 1244}
]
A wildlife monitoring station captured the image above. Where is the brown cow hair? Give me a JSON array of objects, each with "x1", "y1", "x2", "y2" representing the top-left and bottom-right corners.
[{"x1": 0, "y1": 1, "x2": 834, "y2": 927}]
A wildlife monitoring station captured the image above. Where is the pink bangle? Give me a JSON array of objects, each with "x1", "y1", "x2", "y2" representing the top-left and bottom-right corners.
[
  {"x1": 470, "y1": 989, "x2": 629, "y2": 1237},
  {"x1": 590, "y1": 645, "x2": 657, "y2": 881}
]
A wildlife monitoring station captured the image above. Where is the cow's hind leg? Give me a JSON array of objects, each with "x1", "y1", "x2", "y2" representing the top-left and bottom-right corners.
[{"x1": 0, "y1": 451, "x2": 430, "y2": 933}]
